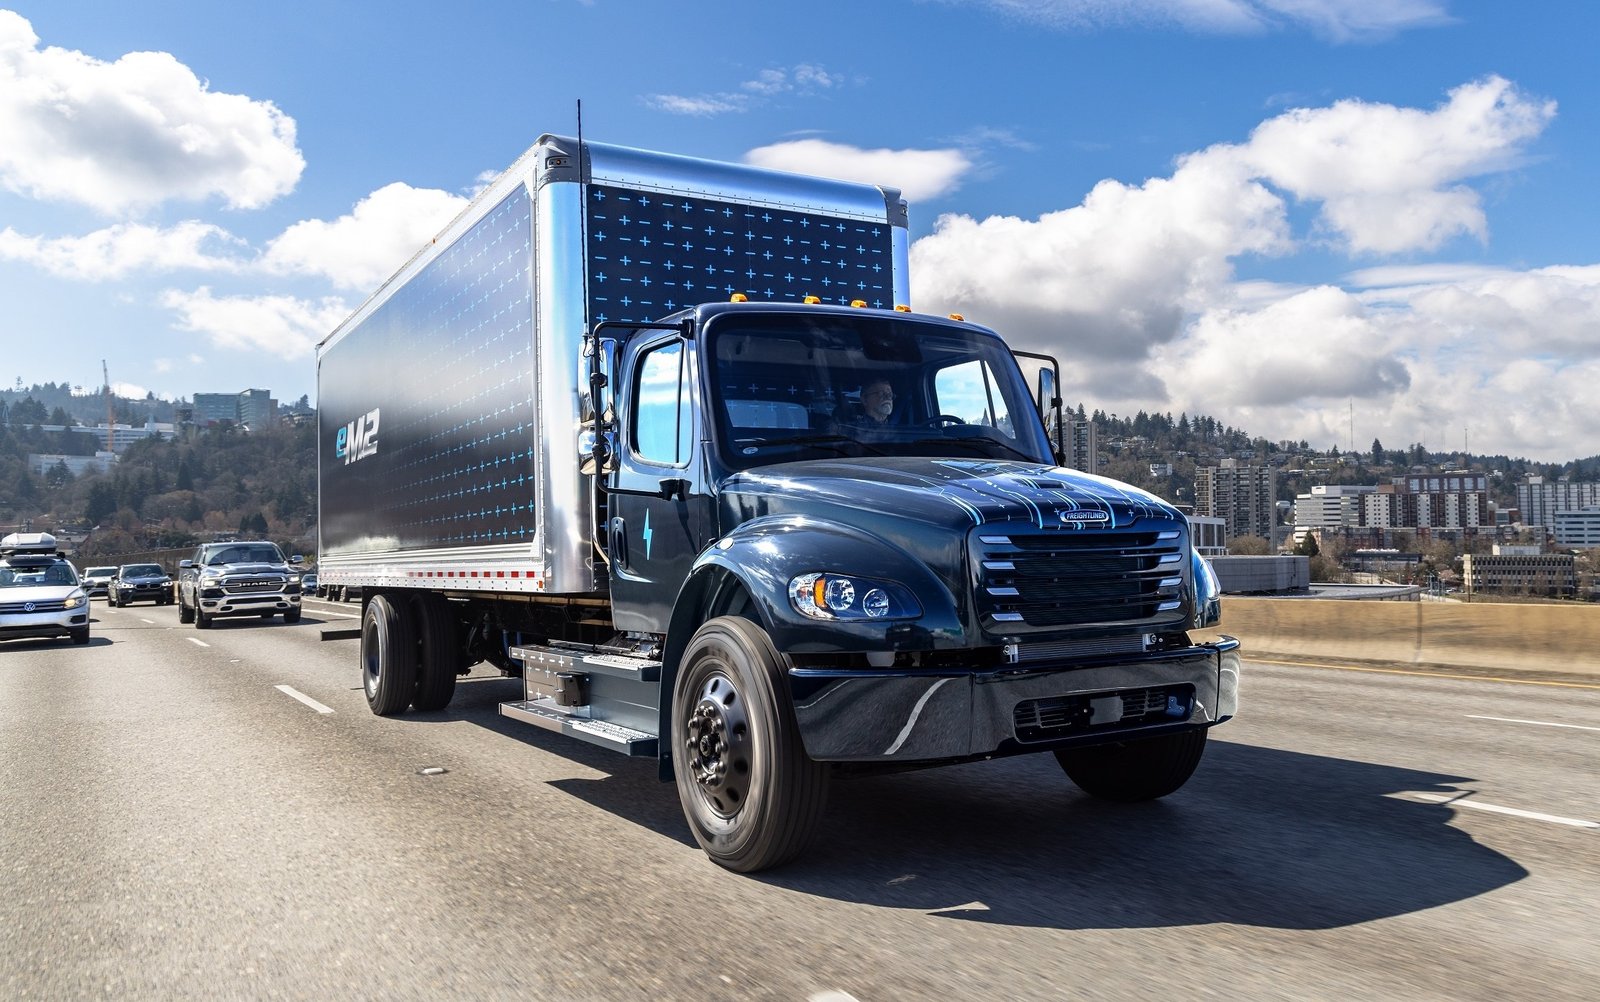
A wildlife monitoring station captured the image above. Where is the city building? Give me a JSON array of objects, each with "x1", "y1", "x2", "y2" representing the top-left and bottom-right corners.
[
  {"x1": 25, "y1": 423, "x2": 177, "y2": 453},
  {"x1": 1553, "y1": 508, "x2": 1600, "y2": 547},
  {"x1": 1187, "y1": 514, "x2": 1227, "y2": 557},
  {"x1": 1463, "y1": 547, "x2": 1576, "y2": 596},
  {"x1": 192, "y1": 389, "x2": 278, "y2": 428},
  {"x1": 1518, "y1": 476, "x2": 1600, "y2": 532},
  {"x1": 28, "y1": 452, "x2": 118, "y2": 477},
  {"x1": 1068, "y1": 418, "x2": 1098, "y2": 474},
  {"x1": 1294, "y1": 484, "x2": 1374, "y2": 540},
  {"x1": 1194, "y1": 458, "x2": 1275, "y2": 540}
]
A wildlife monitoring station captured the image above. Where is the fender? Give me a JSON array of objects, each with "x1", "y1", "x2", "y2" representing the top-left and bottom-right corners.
[{"x1": 656, "y1": 514, "x2": 967, "y2": 778}]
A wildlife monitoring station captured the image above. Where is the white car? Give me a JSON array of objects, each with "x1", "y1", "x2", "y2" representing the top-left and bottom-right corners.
[
  {"x1": 1, "y1": 532, "x2": 91, "y2": 646},
  {"x1": 80, "y1": 565, "x2": 118, "y2": 598}
]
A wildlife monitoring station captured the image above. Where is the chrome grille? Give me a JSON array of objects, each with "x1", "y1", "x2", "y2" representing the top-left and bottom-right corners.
[
  {"x1": 0, "y1": 599, "x2": 69, "y2": 613},
  {"x1": 223, "y1": 577, "x2": 285, "y2": 595},
  {"x1": 975, "y1": 527, "x2": 1186, "y2": 629}
]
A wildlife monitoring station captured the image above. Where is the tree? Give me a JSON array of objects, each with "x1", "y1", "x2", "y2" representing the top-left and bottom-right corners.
[
  {"x1": 1294, "y1": 532, "x2": 1320, "y2": 557},
  {"x1": 84, "y1": 481, "x2": 118, "y2": 525},
  {"x1": 1371, "y1": 438, "x2": 1385, "y2": 465}
]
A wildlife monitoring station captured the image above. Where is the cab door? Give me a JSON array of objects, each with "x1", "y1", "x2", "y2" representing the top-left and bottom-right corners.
[{"x1": 607, "y1": 334, "x2": 715, "y2": 633}]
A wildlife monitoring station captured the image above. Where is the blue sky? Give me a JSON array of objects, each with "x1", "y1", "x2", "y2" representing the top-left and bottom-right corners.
[{"x1": 2, "y1": 1, "x2": 1597, "y2": 460}]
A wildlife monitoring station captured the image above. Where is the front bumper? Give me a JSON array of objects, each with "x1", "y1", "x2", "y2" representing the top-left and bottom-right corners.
[
  {"x1": 116, "y1": 585, "x2": 171, "y2": 603},
  {"x1": 790, "y1": 637, "x2": 1240, "y2": 762},
  {"x1": 198, "y1": 590, "x2": 300, "y2": 618},
  {"x1": 0, "y1": 610, "x2": 89, "y2": 641}
]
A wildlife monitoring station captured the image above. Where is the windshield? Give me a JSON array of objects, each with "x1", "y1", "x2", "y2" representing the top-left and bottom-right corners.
[
  {"x1": 706, "y1": 313, "x2": 1053, "y2": 471},
  {"x1": 0, "y1": 560, "x2": 77, "y2": 588},
  {"x1": 122, "y1": 564, "x2": 164, "y2": 577},
  {"x1": 86, "y1": 567, "x2": 116, "y2": 577},
  {"x1": 206, "y1": 545, "x2": 284, "y2": 566}
]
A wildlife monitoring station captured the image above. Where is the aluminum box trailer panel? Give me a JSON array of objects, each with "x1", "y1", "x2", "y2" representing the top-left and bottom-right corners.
[{"x1": 317, "y1": 135, "x2": 909, "y2": 596}]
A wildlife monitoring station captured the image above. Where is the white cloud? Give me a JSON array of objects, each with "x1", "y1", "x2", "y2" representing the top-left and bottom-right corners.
[
  {"x1": 744, "y1": 139, "x2": 973, "y2": 202},
  {"x1": 940, "y1": 0, "x2": 1452, "y2": 40},
  {"x1": 260, "y1": 182, "x2": 468, "y2": 290},
  {"x1": 0, "y1": 221, "x2": 247, "y2": 280},
  {"x1": 1234, "y1": 76, "x2": 1554, "y2": 253},
  {"x1": 906, "y1": 77, "x2": 1589, "y2": 458},
  {"x1": 646, "y1": 63, "x2": 848, "y2": 116},
  {"x1": 0, "y1": 11, "x2": 304, "y2": 215},
  {"x1": 160, "y1": 287, "x2": 350, "y2": 360}
]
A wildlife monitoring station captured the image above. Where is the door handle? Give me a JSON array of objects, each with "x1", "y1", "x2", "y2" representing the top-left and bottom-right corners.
[{"x1": 608, "y1": 516, "x2": 628, "y2": 567}]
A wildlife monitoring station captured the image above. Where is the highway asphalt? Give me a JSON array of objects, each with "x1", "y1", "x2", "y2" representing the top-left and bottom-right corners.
[{"x1": 2, "y1": 596, "x2": 1597, "y2": 1000}]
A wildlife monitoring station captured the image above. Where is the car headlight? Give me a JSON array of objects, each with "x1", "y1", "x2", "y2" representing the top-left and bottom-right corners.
[
  {"x1": 64, "y1": 591, "x2": 86, "y2": 609},
  {"x1": 1191, "y1": 549, "x2": 1222, "y2": 629},
  {"x1": 201, "y1": 569, "x2": 224, "y2": 582},
  {"x1": 788, "y1": 572, "x2": 922, "y2": 621}
]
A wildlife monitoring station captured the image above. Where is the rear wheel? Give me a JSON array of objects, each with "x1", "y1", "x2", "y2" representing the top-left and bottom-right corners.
[
  {"x1": 362, "y1": 593, "x2": 417, "y2": 716},
  {"x1": 1054, "y1": 728, "x2": 1209, "y2": 802},
  {"x1": 672, "y1": 617, "x2": 828, "y2": 872},
  {"x1": 411, "y1": 593, "x2": 459, "y2": 711},
  {"x1": 178, "y1": 591, "x2": 194, "y2": 623}
]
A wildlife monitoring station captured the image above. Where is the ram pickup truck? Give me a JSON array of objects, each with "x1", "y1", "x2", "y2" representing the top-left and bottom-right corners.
[{"x1": 176, "y1": 540, "x2": 305, "y2": 629}]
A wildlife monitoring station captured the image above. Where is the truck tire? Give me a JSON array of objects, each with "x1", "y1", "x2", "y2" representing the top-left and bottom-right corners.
[
  {"x1": 195, "y1": 604, "x2": 212, "y2": 629},
  {"x1": 362, "y1": 593, "x2": 417, "y2": 716},
  {"x1": 672, "y1": 616, "x2": 828, "y2": 872},
  {"x1": 1054, "y1": 728, "x2": 1208, "y2": 802},
  {"x1": 178, "y1": 591, "x2": 194, "y2": 623},
  {"x1": 283, "y1": 608, "x2": 301, "y2": 624},
  {"x1": 410, "y1": 593, "x2": 458, "y2": 712}
]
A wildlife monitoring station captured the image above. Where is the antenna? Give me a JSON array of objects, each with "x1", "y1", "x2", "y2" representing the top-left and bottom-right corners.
[{"x1": 101, "y1": 359, "x2": 114, "y2": 453}]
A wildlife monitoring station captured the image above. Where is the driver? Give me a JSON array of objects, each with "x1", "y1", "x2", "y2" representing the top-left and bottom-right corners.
[{"x1": 859, "y1": 379, "x2": 895, "y2": 425}]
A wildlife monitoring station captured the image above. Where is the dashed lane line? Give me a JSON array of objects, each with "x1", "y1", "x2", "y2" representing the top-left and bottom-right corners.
[
  {"x1": 1467, "y1": 714, "x2": 1600, "y2": 733},
  {"x1": 186, "y1": 637, "x2": 209, "y2": 648},
  {"x1": 275, "y1": 685, "x2": 334, "y2": 714},
  {"x1": 1393, "y1": 791, "x2": 1599, "y2": 830}
]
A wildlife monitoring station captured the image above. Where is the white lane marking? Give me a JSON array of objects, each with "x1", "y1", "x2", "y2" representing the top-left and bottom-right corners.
[
  {"x1": 883, "y1": 677, "x2": 953, "y2": 755},
  {"x1": 139, "y1": 618, "x2": 155, "y2": 624},
  {"x1": 809, "y1": 994, "x2": 863, "y2": 1002},
  {"x1": 1395, "y1": 791, "x2": 1599, "y2": 829},
  {"x1": 186, "y1": 638, "x2": 209, "y2": 648},
  {"x1": 275, "y1": 685, "x2": 334, "y2": 714},
  {"x1": 318, "y1": 610, "x2": 360, "y2": 620},
  {"x1": 1467, "y1": 714, "x2": 1600, "y2": 733}
]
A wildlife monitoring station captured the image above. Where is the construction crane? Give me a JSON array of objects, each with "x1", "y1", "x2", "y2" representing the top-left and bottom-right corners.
[{"x1": 102, "y1": 360, "x2": 114, "y2": 453}]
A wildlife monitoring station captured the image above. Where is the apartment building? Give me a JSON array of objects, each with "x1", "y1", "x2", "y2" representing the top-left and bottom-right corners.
[{"x1": 1195, "y1": 458, "x2": 1276, "y2": 539}]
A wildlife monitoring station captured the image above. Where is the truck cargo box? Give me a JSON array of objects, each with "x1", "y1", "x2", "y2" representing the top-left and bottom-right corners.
[{"x1": 317, "y1": 135, "x2": 910, "y2": 595}]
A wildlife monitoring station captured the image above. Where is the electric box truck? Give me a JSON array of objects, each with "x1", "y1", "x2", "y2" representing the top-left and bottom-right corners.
[{"x1": 316, "y1": 135, "x2": 1240, "y2": 871}]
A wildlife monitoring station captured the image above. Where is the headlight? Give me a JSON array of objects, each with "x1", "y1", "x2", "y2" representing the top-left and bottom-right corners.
[
  {"x1": 788, "y1": 572, "x2": 922, "y2": 621},
  {"x1": 286, "y1": 574, "x2": 301, "y2": 585},
  {"x1": 64, "y1": 591, "x2": 86, "y2": 609},
  {"x1": 1191, "y1": 550, "x2": 1222, "y2": 629},
  {"x1": 201, "y1": 569, "x2": 224, "y2": 581}
]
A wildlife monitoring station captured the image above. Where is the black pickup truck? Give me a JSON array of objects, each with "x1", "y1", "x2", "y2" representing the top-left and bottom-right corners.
[{"x1": 176, "y1": 540, "x2": 305, "y2": 629}]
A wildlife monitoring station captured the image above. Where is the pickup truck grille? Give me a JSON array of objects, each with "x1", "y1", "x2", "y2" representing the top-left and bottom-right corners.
[
  {"x1": 974, "y1": 527, "x2": 1186, "y2": 629},
  {"x1": 223, "y1": 576, "x2": 286, "y2": 595}
]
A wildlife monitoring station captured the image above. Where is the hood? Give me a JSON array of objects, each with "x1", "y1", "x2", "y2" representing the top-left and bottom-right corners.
[
  {"x1": 3, "y1": 583, "x2": 81, "y2": 602},
  {"x1": 124, "y1": 573, "x2": 170, "y2": 583},
  {"x1": 723, "y1": 457, "x2": 1182, "y2": 532},
  {"x1": 208, "y1": 562, "x2": 287, "y2": 575}
]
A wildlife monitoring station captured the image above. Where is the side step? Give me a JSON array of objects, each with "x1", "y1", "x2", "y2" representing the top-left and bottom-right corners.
[
  {"x1": 507, "y1": 644, "x2": 661, "y2": 681},
  {"x1": 500, "y1": 700, "x2": 659, "y2": 757}
]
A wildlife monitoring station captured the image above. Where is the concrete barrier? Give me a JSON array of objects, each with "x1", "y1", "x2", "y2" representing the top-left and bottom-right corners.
[{"x1": 1199, "y1": 597, "x2": 1600, "y2": 679}]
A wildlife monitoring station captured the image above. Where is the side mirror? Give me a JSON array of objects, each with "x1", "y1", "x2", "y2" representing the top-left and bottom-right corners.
[
  {"x1": 179, "y1": 559, "x2": 194, "y2": 569},
  {"x1": 290, "y1": 554, "x2": 304, "y2": 564}
]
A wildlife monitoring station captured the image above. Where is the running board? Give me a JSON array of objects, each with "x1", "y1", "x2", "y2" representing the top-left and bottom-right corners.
[{"x1": 499, "y1": 700, "x2": 659, "y2": 757}]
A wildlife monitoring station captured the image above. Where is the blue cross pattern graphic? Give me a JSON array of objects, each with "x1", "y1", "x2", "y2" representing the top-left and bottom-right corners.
[{"x1": 585, "y1": 184, "x2": 893, "y2": 324}]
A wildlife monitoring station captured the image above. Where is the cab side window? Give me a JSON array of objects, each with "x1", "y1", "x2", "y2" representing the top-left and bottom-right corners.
[
  {"x1": 934, "y1": 359, "x2": 1018, "y2": 438},
  {"x1": 633, "y1": 340, "x2": 692, "y2": 466}
]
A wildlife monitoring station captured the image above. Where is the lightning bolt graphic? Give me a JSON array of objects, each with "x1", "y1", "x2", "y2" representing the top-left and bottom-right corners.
[{"x1": 642, "y1": 509, "x2": 653, "y2": 560}]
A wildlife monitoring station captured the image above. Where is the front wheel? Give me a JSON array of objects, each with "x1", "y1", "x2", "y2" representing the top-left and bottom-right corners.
[
  {"x1": 1054, "y1": 728, "x2": 1209, "y2": 802},
  {"x1": 70, "y1": 627, "x2": 90, "y2": 645},
  {"x1": 672, "y1": 617, "x2": 828, "y2": 872},
  {"x1": 195, "y1": 604, "x2": 212, "y2": 629}
]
